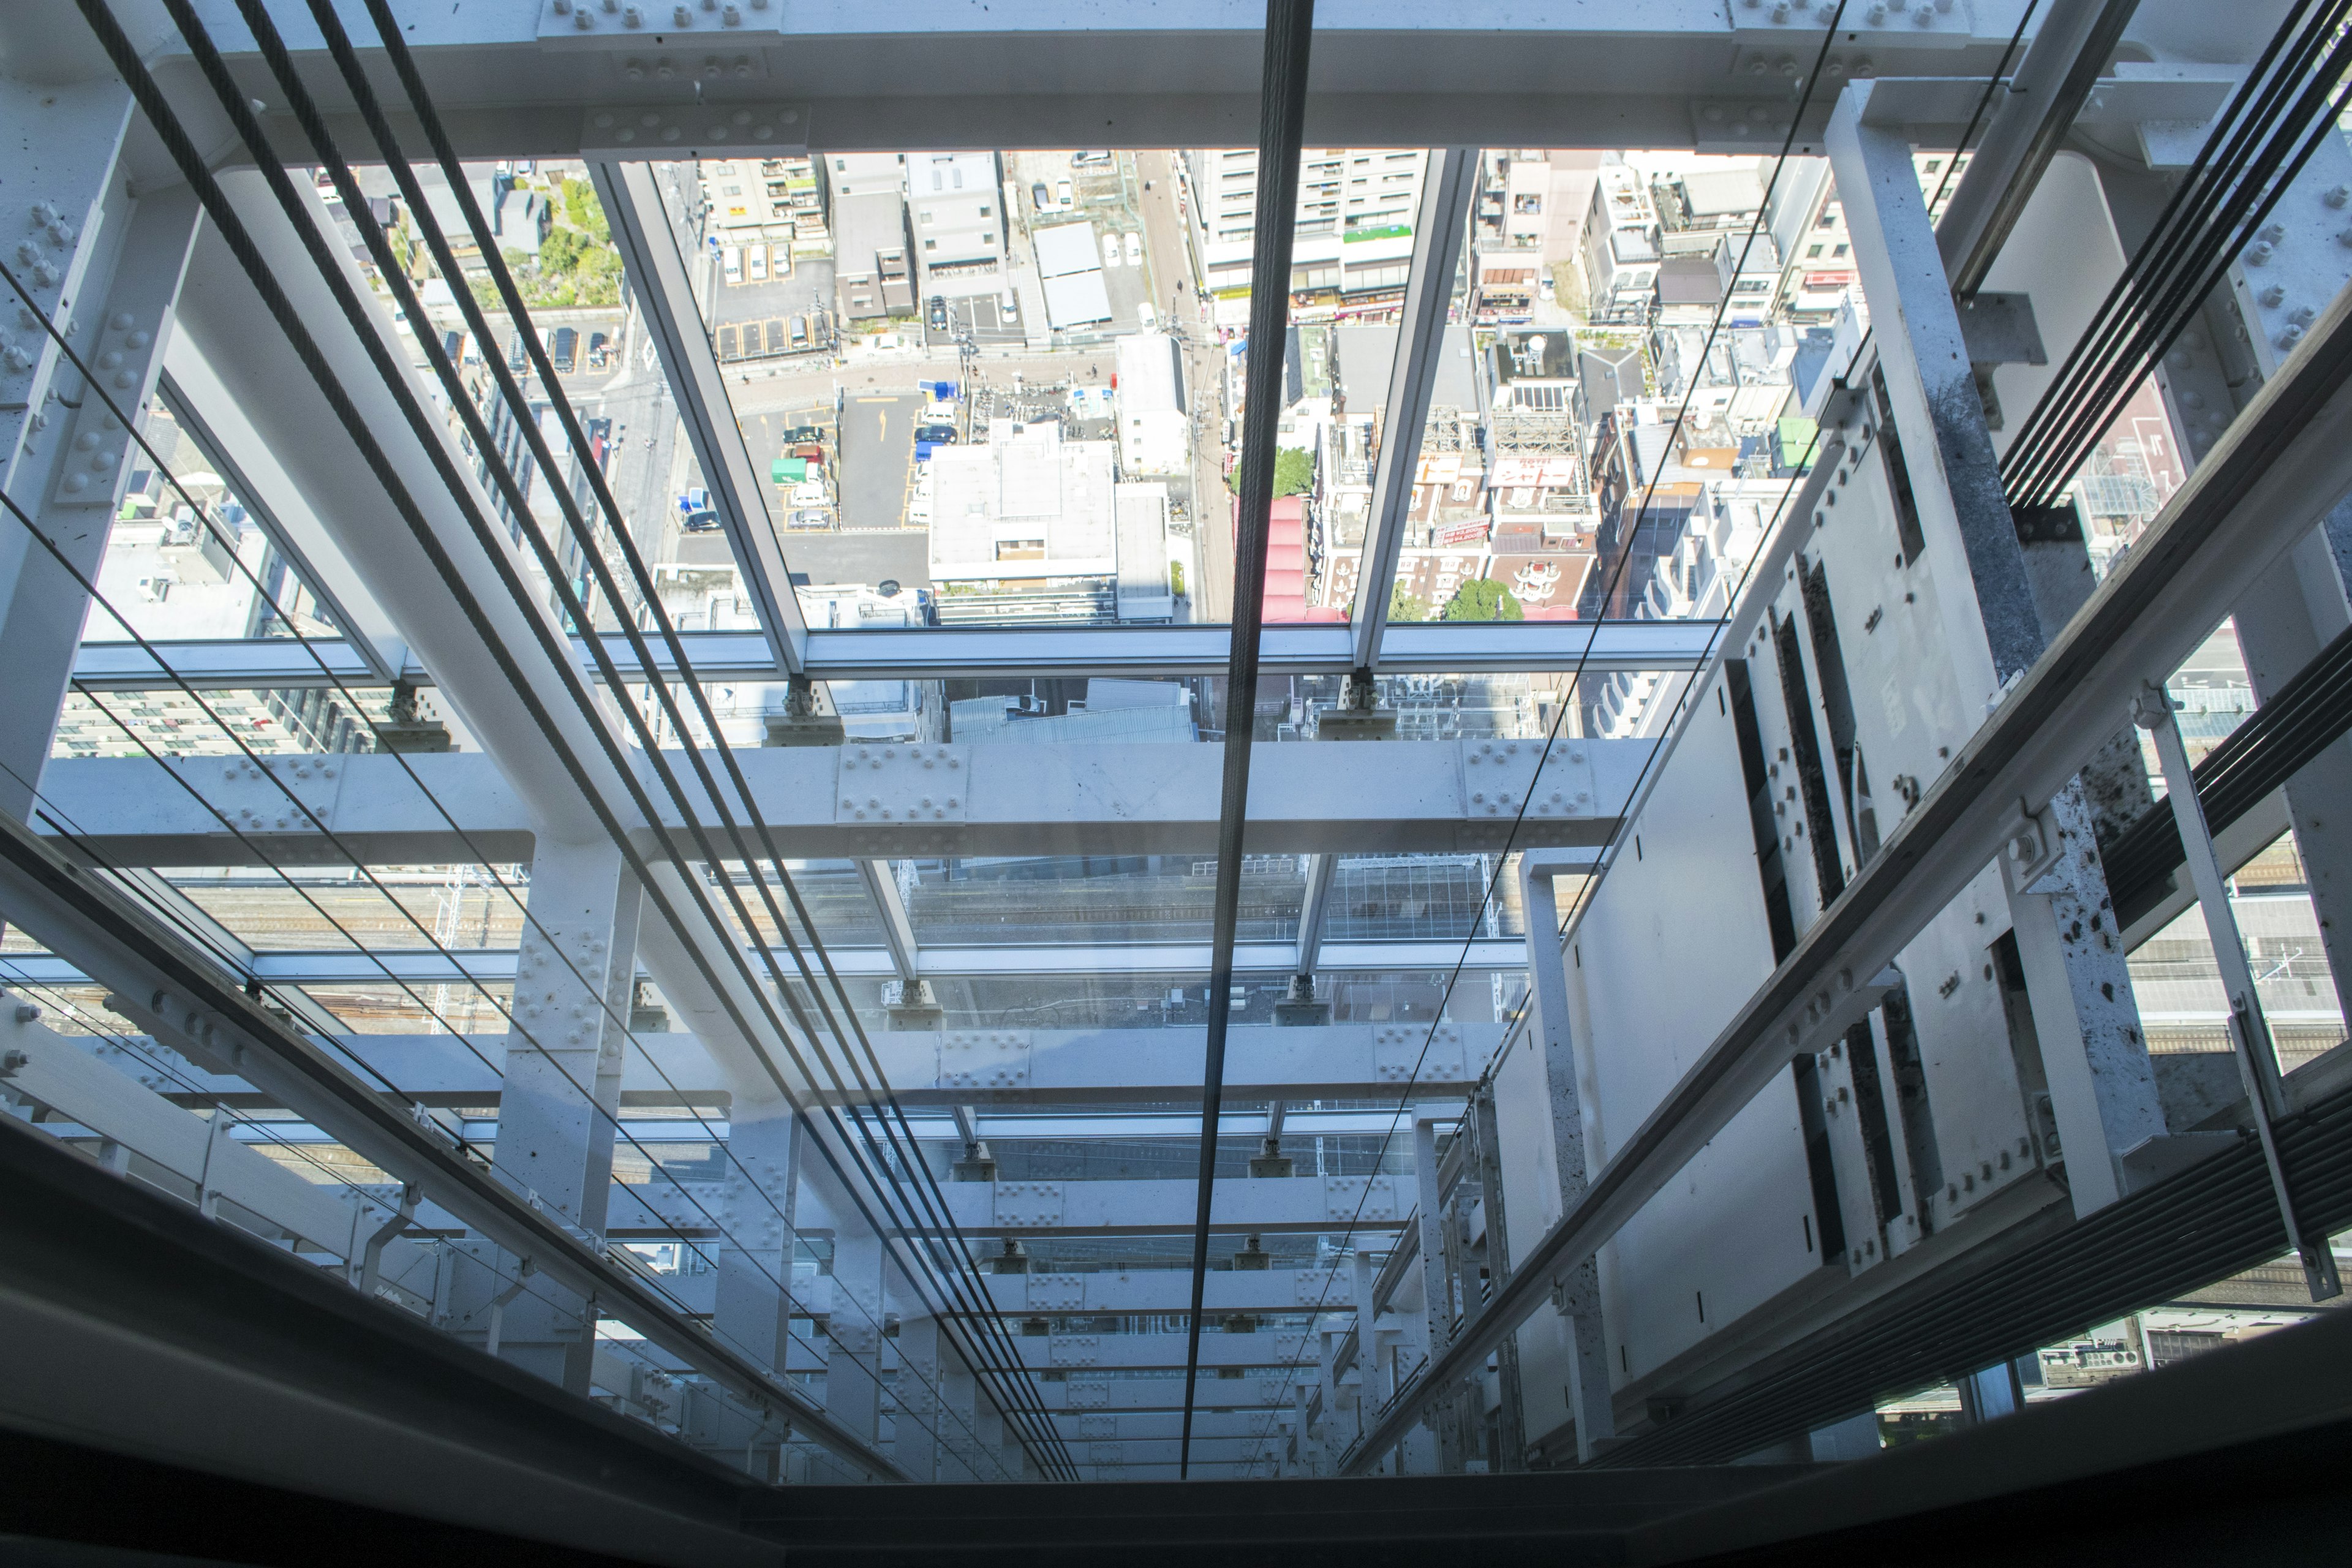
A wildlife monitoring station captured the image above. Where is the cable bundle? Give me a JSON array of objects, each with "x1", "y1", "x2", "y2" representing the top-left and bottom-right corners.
[{"x1": 2002, "y1": 0, "x2": 2352, "y2": 510}]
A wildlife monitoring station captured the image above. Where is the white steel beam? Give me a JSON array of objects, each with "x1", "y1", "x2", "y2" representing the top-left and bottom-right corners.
[
  {"x1": 539, "y1": 1265, "x2": 1360, "y2": 1322},
  {"x1": 627, "y1": 1175, "x2": 1415, "y2": 1240},
  {"x1": 37, "y1": 737, "x2": 1638, "y2": 863},
  {"x1": 154, "y1": 6, "x2": 2051, "y2": 164},
  {"x1": 153, "y1": 355, "x2": 404, "y2": 679},
  {"x1": 1294, "y1": 853, "x2": 1340, "y2": 976},
  {"x1": 0, "y1": 162, "x2": 198, "y2": 820},
  {"x1": 64, "y1": 620, "x2": 1725, "y2": 692},
  {"x1": 91, "y1": 1025, "x2": 1486, "y2": 1109},
  {"x1": 1, "y1": 940, "x2": 1529, "y2": 990}
]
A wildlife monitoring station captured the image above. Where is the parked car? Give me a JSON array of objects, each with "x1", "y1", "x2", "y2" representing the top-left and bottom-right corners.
[
  {"x1": 789, "y1": 314, "x2": 808, "y2": 347},
  {"x1": 1055, "y1": 177, "x2": 1073, "y2": 208},
  {"x1": 1031, "y1": 180, "x2": 1050, "y2": 214},
  {"x1": 549, "y1": 326, "x2": 578, "y2": 372},
  {"x1": 1001, "y1": 289, "x2": 1020, "y2": 322},
  {"x1": 747, "y1": 245, "x2": 767, "y2": 282},
  {"x1": 586, "y1": 331, "x2": 608, "y2": 368},
  {"x1": 1137, "y1": 302, "x2": 1156, "y2": 331},
  {"x1": 1101, "y1": 230, "x2": 1121, "y2": 268},
  {"x1": 927, "y1": 295, "x2": 949, "y2": 331},
  {"x1": 1123, "y1": 230, "x2": 1141, "y2": 266},
  {"x1": 722, "y1": 246, "x2": 743, "y2": 284},
  {"x1": 681, "y1": 509, "x2": 723, "y2": 533},
  {"x1": 506, "y1": 333, "x2": 529, "y2": 372},
  {"x1": 916, "y1": 423, "x2": 959, "y2": 444},
  {"x1": 789, "y1": 508, "x2": 831, "y2": 529},
  {"x1": 1071, "y1": 149, "x2": 1112, "y2": 167}
]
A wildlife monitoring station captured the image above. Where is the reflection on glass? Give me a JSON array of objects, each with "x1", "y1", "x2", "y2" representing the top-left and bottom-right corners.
[
  {"x1": 88, "y1": 404, "x2": 340, "y2": 646},
  {"x1": 51, "y1": 686, "x2": 393, "y2": 760},
  {"x1": 302, "y1": 981, "x2": 515, "y2": 1036},
  {"x1": 2127, "y1": 831, "x2": 2346, "y2": 1080},
  {"x1": 168, "y1": 865, "x2": 527, "y2": 952},
  {"x1": 2067, "y1": 377, "x2": 2186, "y2": 580},
  {"x1": 328, "y1": 160, "x2": 709, "y2": 633}
]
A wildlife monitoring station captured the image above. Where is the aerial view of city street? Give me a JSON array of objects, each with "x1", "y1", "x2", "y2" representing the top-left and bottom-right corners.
[{"x1": 78, "y1": 137, "x2": 2196, "y2": 757}]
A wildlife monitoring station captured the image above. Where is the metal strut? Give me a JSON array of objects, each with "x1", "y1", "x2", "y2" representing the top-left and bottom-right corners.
[{"x1": 2134, "y1": 683, "x2": 2342, "y2": 1301}]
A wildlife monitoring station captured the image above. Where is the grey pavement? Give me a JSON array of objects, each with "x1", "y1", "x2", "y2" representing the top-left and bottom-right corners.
[
  {"x1": 783, "y1": 529, "x2": 932, "y2": 595},
  {"x1": 839, "y1": 391, "x2": 920, "y2": 532}
]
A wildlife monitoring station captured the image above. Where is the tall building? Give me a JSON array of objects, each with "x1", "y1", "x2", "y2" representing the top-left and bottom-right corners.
[{"x1": 1186, "y1": 147, "x2": 1427, "y2": 320}]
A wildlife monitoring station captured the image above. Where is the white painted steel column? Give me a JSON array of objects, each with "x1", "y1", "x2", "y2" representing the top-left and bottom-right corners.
[
  {"x1": 1832, "y1": 81, "x2": 2166, "y2": 1216},
  {"x1": 451, "y1": 840, "x2": 643, "y2": 1393},
  {"x1": 711, "y1": 1101, "x2": 798, "y2": 1371},
  {"x1": 893, "y1": 1311, "x2": 943, "y2": 1481},
  {"x1": 824, "y1": 1229, "x2": 886, "y2": 1446},
  {"x1": 1517, "y1": 853, "x2": 1615, "y2": 1460},
  {"x1": 0, "y1": 153, "x2": 196, "y2": 821},
  {"x1": 1412, "y1": 1110, "x2": 1460, "y2": 1472}
]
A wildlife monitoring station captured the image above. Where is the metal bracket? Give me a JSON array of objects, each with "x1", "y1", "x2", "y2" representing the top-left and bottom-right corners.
[
  {"x1": 1373, "y1": 1021, "x2": 1466, "y2": 1084},
  {"x1": 1998, "y1": 798, "x2": 2064, "y2": 893},
  {"x1": 938, "y1": 1029, "x2": 1031, "y2": 1093},
  {"x1": 538, "y1": 0, "x2": 789, "y2": 48},
  {"x1": 579, "y1": 99, "x2": 809, "y2": 158},
  {"x1": 355, "y1": 1180, "x2": 422, "y2": 1297},
  {"x1": 835, "y1": 744, "x2": 968, "y2": 824},
  {"x1": 1956, "y1": 292, "x2": 2048, "y2": 368},
  {"x1": 991, "y1": 1180, "x2": 1064, "y2": 1229}
]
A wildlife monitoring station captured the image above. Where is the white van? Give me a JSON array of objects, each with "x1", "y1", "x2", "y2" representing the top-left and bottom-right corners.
[
  {"x1": 1137, "y1": 303, "x2": 1156, "y2": 331},
  {"x1": 722, "y1": 245, "x2": 743, "y2": 284}
]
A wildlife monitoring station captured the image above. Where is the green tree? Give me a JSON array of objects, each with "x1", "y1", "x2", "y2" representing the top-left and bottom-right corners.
[
  {"x1": 562, "y1": 177, "x2": 611, "y2": 243},
  {"x1": 1227, "y1": 445, "x2": 1314, "y2": 497},
  {"x1": 1441, "y1": 578, "x2": 1523, "y2": 622},
  {"x1": 1388, "y1": 580, "x2": 1427, "y2": 624}
]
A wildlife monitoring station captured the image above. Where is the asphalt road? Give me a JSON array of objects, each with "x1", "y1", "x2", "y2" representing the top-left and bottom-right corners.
[
  {"x1": 722, "y1": 349, "x2": 1118, "y2": 415},
  {"x1": 1136, "y1": 149, "x2": 1233, "y2": 622},
  {"x1": 839, "y1": 391, "x2": 919, "y2": 532}
]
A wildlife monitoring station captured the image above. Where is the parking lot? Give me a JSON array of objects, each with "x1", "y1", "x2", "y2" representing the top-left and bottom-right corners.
[
  {"x1": 1006, "y1": 150, "x2": 1159, "y2": 337},
  {"x1": 927, "y1": 292, "x2": 1027, "y2": 349},
  {"x1": 712, "y1": 251, "x2": 836, "y2": 364}
]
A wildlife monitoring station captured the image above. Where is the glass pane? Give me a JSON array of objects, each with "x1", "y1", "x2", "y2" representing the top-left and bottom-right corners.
[
  {"x1": 692, "y1": 147, "x2": 1419, "y2": 634},
  {"x1": 330, "y1": 160, "x2": 714, "y2": 633},
  {"x1": 88, "y1": 401, "x2": 342, "y2": 644},
  {"x1": 51, "y1": 686, "x2": 396, "y2": 759},
  {"x1": 2128, "y1": 831, "x2": 2348, "y2": 1082},
  {"x1": 167, "y1": 865, "x2": 527, "y2": 952}
]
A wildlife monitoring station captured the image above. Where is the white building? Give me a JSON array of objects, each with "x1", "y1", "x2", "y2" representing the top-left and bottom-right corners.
[
  {"x1": 1579, "y1": 164, "x2": 1660, "y2": 325},
  {"x1": 1114, "y1": 332, "x2": 1189, "y2": 475},
  {"x1": 907, "y1": 151, "x2": 1006, "y2": 299},
  {"x1": 1187, "y1": 147, "x2": 1426, "y2": 319},
  {"x1": 929, "y1": 421, "x2": 1119, "y2": 586}
]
